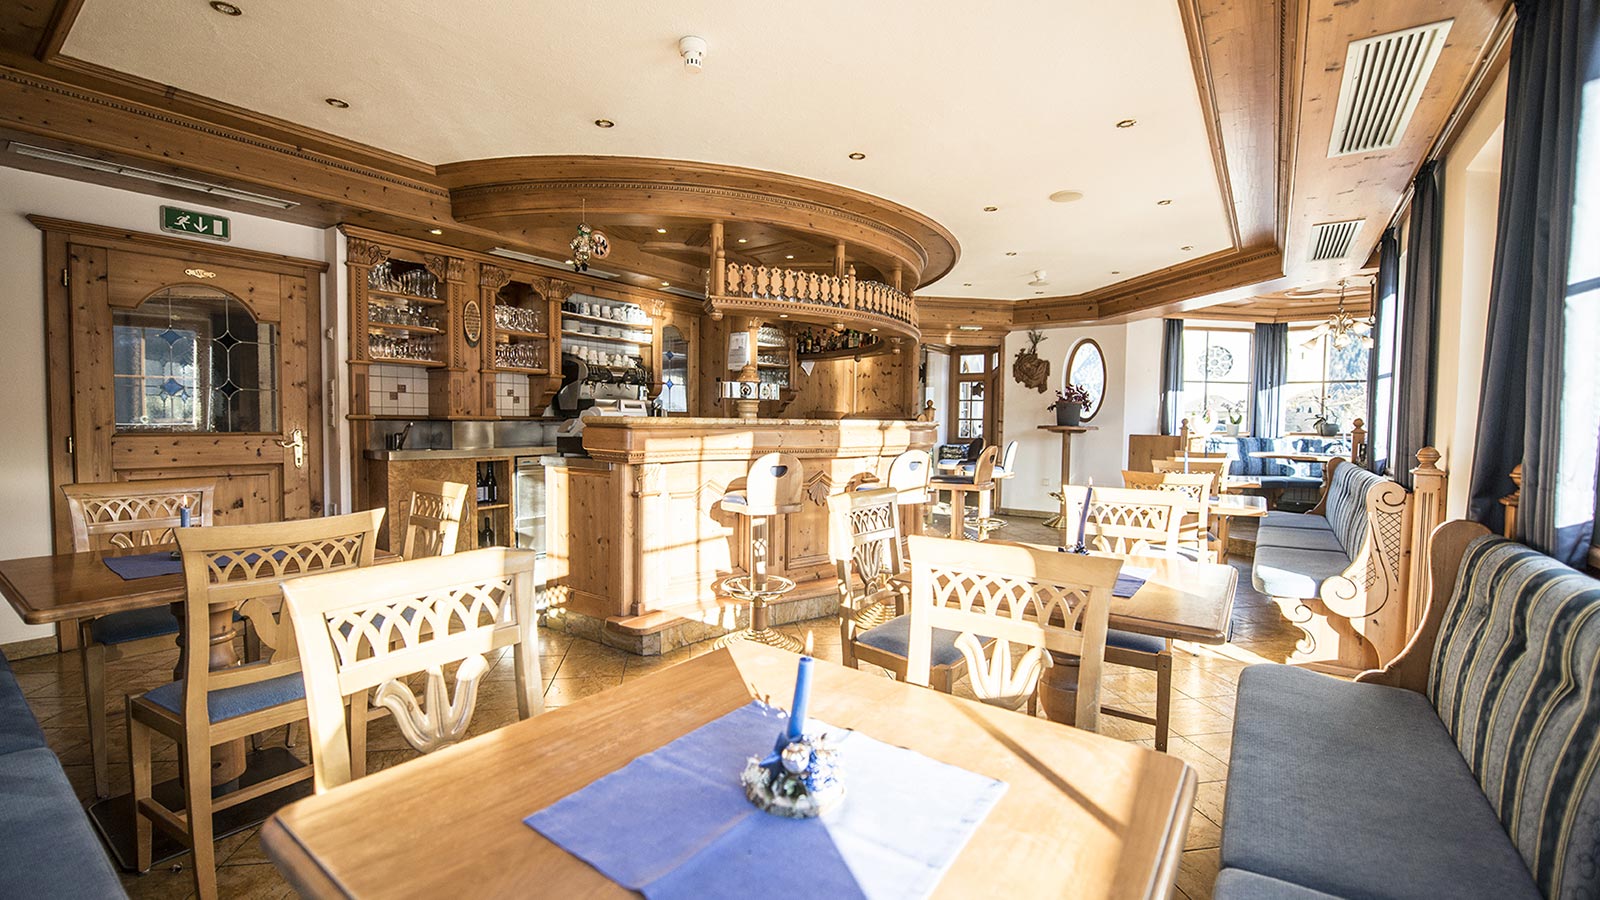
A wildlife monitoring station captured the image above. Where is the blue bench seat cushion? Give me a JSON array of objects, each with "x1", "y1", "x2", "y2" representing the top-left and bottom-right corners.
[
  {"x1": 0, "y1": 653, "x2": 47, "y2": 757},
  {"x1": 1259, "y1": 511, "x2": 1332, "y2": 531},
  {"x1": 856, "y1": 616, "x2": 984, "y2": 669},
  {"x1": 88, "y1": 606, "x2": 180, "y2": 645},
  {"x1": 1254, "y1": 526, "x2": 1346, "y2": 555},
  {"x1": 0, "y1": 747, "x2": 125, "y2": 898},
  {"x1": 1251, "y1": 547, "x2": 1351, "y2": 598},
  {"x1": 141, "y1": 672, "x2": 304, "y2": 723},
  {"x1": 1222, "y1": 665, "x2": 1541, "y2": 900},
  {"x1": 1250, "y1": 475, "x2": 1323, "y2": 491},
  {"x1": 1213, "y1": 868, "x2": 1343, "y2": 900},
  {"x1": 1106, "y1": 629, "x2": 1166, "y2": 655}
]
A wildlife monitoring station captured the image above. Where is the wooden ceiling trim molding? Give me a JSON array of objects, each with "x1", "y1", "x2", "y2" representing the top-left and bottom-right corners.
[
  {"x1": 29, "y1": 214, "x2": 329, "y2": 273},
  {"x1": 34, "y1": 0, "x2": 82, "y2": 62}
]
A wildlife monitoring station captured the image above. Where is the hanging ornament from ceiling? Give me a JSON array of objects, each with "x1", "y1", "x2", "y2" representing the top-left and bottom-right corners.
[{"x1": 569, "y1": 200, "x2": 610, "y2": 273}]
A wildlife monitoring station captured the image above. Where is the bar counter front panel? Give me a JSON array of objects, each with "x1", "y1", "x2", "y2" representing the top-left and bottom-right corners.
[{"x1": 541, "y1": 417, "x2": 936, "y2": 629}]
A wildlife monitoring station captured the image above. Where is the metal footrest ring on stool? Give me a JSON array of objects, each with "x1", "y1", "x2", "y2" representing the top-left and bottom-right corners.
[{"x1": 715, "y1": 574, "x2": 803, "y2": 652}]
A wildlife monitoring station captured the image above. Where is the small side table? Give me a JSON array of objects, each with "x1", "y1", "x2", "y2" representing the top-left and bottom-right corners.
[{"x1": 1038, "y1": 424, "x2": 1099, "y2": 530}]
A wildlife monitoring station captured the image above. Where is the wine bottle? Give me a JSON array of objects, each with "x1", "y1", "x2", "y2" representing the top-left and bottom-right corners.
[
  {"x1": 485, "y1": 464, "x2": 499, "y2": 503},
  {"x1": 476, "y1": 466, "x2": 487, "y2": 503},
  {"x1": 479, "y1": 516, "x2": 495, "y2": 547}
]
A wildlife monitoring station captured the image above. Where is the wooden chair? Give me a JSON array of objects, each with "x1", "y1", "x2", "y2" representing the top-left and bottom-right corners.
[
  {"x1": 402, "y1": 479, "x2": 469, "y2": 559},
  {"x1": 62, "y1": 477, "x2": 216, "y2": 799},
  {"x1": 281, "y1": 547, "x2": 544, "y2": 793},
  {"x1": 903, "y1": 535, "x2": 1121, "y2": 725},
  {"x1": 885, "y1": 448, "x2": 933, "y2": 537},
  {"x1": 1064, "y1": 483, "x2": 1190, "y2": 751},
  {"x1": 1154, "y1": 456, "x2": 1235, "y2": 492},
  {"x1": 126, "y1": 509, "x2": 384, "y2": 900},
  {"x1": 1121, "y1": 470, "x2": 1217, "y2": 562},
  {"x1": 828, "y1": 487, "x2": 987, "y2": 693},
  {"x1": 930, "y1": 445, "x2": 999, "y2": 541}
]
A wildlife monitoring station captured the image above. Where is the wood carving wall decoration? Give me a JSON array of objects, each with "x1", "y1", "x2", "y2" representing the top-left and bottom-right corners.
[{"x1": 1012, "y1": 330, "x2": 1050, "y2": 393}]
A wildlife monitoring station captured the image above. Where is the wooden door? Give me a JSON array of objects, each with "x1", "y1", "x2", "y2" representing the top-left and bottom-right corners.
[
  {"x1": 947, "y1": 347, "x2": 1000, "y2": 444},
  {"x1": 41, "y1": 220, "x2": 327, "y2": 552}
]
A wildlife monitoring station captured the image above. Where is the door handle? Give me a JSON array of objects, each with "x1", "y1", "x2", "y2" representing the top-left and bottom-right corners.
[{"x1": 277, "y1": 428, "x2": 306, "y2": 469}]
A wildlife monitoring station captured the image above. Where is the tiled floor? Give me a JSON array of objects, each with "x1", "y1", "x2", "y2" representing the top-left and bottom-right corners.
[{"x1": 6, "y1": 515, "x2": 1306, "y2": 900}]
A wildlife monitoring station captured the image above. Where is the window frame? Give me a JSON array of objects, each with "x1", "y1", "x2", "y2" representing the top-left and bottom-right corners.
[
  {"x1": 1284, "y1": 327, "x2": 1370, "y2": 434},
  {"x1": 1179, "y1": 326, "x2": 1255, "y2": 432}
]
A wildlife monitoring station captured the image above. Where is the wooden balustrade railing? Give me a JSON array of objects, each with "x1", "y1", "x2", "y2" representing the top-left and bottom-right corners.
[{"x1": 711, "y1": 262, "x2": 920, "y2": 340}]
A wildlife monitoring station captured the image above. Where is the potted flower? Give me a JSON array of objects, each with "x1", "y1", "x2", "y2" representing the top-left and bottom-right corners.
[
  {"x1": 1049, "y1": 384, "x2": 1092, "y2": 426},
  {"x1": 1225, "y1": 402, "x2": 1244, "y2": 437},
  {"x1": 1312, "y1": 399, "x2": 1340, "y2": 437}
]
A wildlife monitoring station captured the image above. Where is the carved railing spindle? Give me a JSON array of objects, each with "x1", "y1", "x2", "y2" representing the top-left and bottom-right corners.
[
  {"x1": 1405, "y1": 447, "x2": 1448, "y2": 637},
  {"x1": 1500, "y1": 463, "x2": 1522, "y2": 540}
]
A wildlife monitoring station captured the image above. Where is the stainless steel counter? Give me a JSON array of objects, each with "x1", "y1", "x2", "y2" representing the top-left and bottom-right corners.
[{"x1": 363, "y1": 446, "x2": 556, "y2": 462}]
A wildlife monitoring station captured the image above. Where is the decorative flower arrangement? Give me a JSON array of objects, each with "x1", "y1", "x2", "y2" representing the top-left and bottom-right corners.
[
  {"x1": 741, "y1": 732, "x2": 845, "y2": 818},
  {"x1": 1048, "y1": 383, "x2": 1093, "y2": 412}
]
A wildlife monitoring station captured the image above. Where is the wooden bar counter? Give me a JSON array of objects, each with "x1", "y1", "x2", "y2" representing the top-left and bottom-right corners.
[{"x1": 541, "y1": 417, "x2": 936, "y2": 653}]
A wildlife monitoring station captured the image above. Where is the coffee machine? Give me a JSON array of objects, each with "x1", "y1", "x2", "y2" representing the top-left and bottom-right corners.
[{"x1": 552, "y1": 353, "x2": 650, "y2": 456}]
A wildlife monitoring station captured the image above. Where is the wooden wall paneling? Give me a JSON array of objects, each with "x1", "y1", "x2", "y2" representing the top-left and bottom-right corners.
[
  {"x1": 127, "y1": 465, "x2": 281, "y2": 527},
  {"x1": 66, "y1": 243, "x2": 114, "y2": 484},
  {"x1": 43, "y1": 227, "x2": 74, "y2": 551},
  {"x1": 299, "y1": 269, "x2": 326, "y2": 517},
  {"x1": 104, "y1": 250, "x2": 281, "y2": 320},
  {"x1": 277, "y1": 270, "x2": 314, "y2": 518},
  {"x1": 368, "y1": 457, "x2": 475, "y2": 553}
]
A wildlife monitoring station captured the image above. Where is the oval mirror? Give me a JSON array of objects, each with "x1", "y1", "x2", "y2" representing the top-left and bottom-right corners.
[{"x1": 1066, "y1": 339, "x2": 1106, "y2": 423}]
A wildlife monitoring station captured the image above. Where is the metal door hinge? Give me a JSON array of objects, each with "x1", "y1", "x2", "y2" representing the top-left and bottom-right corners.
[
  {"x1": 65, "y1": 435, "x2": 73, "y2": 455},
  {"x1": 61, "y1": 268, "x2": 68, "y2": 287}
]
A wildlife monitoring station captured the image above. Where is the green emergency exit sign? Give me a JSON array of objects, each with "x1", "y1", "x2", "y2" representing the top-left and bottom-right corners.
[{"x1": 160, "y1": 206, "x2": 230, "y2": 241}]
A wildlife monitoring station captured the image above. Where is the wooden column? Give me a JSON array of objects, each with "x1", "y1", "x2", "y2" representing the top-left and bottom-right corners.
[
  {"x1": 427, "y1": 254, "x2": 473, "y2": 418},
  {"x1": 1406, "y1": 447, "x2": 1448, "y2": 637},
  {"x1": 734, "y1": 315, "x2": 761, "y2": 420},
  {"x1": 478, "y1": 265, "x2": 512, "y2": 418},
  {"x1": 710, "y1": 222, "x2": 726, "y2": 296},
  {"x1": 834, "y1": 241, "x2": 847, "y2": 279}
]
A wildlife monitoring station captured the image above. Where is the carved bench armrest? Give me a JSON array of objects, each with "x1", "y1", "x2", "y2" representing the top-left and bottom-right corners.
[{"x1": 1354, "y1": 520, "x2": 1489, "y2": 693}]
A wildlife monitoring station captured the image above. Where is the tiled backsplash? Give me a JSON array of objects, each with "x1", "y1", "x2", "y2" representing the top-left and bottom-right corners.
[
  {"x1": 496, "y1": 372, "x2": 532, "y2": 417},
  {"x1": 369, "y1": 364, "x2": 431, "y2": 417}
]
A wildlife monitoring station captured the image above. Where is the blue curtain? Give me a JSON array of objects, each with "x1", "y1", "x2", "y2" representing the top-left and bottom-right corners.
[
  {"x1": 1158, "y1": 319, "x2": 1184, "y2": 435},
  {"x1": 1251, "y1": 323, "x2": 1287, "y2": 439},
  {"x1": 1369, "y1": 228, "x2": 1401, "y2": 476},
  {"x1": 1393, "y1": 163, "x2": 1444, "y2": 490},
  {"x1": 1467, "y1": 0, "x2": 1599, "y2": 567}
]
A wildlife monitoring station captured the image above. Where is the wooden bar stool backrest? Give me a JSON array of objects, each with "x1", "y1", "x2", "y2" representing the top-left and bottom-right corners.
[
  {"x1": 63, "y1": 478, "x2": 216, "y2": 553},
  {"x1": 1060, "y1": 485, "x2": 1186, "y2": 557},
  {"x1": 904, "y1": 535, "x2": 1121, "y2": 726},
  {"x1": 175, "y1": 509, "x2": 386, "y2": 716},
  {"x1": 887, "y1": 449, "x2": 932, "y2": 499},
  {"x1": 997, "y1": 440, "x2": 1019, "y2": 477},
  {"x1": 828, "y1": 488, "x2": 906, "y2": 642},
  {"x1": 402, "y1": 479, "x2": 470, "y2": 559},
  {"x1": 965, "y1": 445, "x2": 999, "y2": 487},
  {"x1": 282, "y1": 547, "x2": 543, "y2": 792},
  {"x1": 739, "y1": 452, "x2": 806, "y2": 515}
]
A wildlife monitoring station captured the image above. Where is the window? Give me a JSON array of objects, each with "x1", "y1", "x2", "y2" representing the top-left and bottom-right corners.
[
  {"x1": 1181, "y1": 328, "x2": 1252, "y2": 431},
  {"x1": 114, "y1": 325, "x2": 200, "y2": 428},
  {"x1": 1285, "y1": 329, "x2": 1369, "y2": 434},
  {"x1": 1066, "y1": 339, "x2": 1107, "y2": 422},
  {"x1": 951, "y1": 351, "x2": 995, "y2": 440}
]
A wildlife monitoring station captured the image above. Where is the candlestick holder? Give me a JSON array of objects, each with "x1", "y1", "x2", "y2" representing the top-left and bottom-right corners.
[{"x1": 741, "y1": 731, "x2": 846, "y2": 819}]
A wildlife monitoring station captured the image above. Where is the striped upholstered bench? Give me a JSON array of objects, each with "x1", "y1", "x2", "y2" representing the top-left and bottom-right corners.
[{"x1": 1216, "y1": 520, "x2": 1600, "y2": 900}]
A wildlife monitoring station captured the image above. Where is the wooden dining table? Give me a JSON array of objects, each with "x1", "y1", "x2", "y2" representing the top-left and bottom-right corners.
[{"x1": 262, "y1": 641, "x2": 1197, "y2": 899}]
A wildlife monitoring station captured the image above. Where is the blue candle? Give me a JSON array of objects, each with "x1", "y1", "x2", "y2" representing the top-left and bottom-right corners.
[
  {"x1": 1075, "y1": 480, "x2": 1094, "y2": 550},
  {"x1": 179, "y1": 505, "x2": 191, "y2": 528},
  {"x1": 786, "y1": 656, "x2": 814, "y2": 742}
]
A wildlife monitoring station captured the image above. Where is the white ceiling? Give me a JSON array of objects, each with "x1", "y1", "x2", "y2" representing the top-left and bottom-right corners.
[{"x1": 64, "y1": 0, "x2": 1234, "y2": 300}]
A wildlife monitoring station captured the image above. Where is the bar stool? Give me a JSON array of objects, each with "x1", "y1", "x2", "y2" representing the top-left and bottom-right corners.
[
  {"x1": 717, "y1": 452, "x2": 806, "y2": 652},
  {"x1": 929, "y1": 445, "x2": 999, "y2": 541},
  {"x1": 885, "y1": 448, "x2": 933, "y2": 537}
]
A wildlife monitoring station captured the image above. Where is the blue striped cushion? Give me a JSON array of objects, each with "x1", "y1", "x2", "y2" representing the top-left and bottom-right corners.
[
  {"x1": 1323, "y1": 463, "x2": 1385, "y2": 557},
  {"x1": 1429, "y1": 536, "x2": 1600, "y2": 898}
]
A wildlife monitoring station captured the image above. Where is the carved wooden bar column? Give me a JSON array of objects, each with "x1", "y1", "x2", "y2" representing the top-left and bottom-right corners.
[
  {"x1": 1406, "y1": 447, "x2": 1448, "y2": 636},
  {"x1": 478, "y1": 265, "x2": 511, "y2": 416},
  {"x1": 426, "y1": 253, "x2": 473, "y2": 417},
  {"x1": 734, "y1": 315, "x2": 761, "y2": 420},
  {"x1": 710, "y1": 222, "x2": 726, "y2": 297},
  {"x1": 834, "y1": 241, "x2": 847, "y2": 278},
  {"x1": 1500, "y1": 463, "x2": 1522, "y2": 539}
]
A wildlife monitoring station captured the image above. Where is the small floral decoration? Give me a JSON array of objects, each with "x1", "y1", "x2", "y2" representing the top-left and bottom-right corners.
[{"x1": 1049, "y1": 383, "x2": 1093, "y2": 413}]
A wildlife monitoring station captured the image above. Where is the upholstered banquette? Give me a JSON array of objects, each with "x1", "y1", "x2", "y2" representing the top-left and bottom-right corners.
[
  {"x1": 1218, "y1": 521, "x2": 1600, "y2": 900},
  {"x1": 0, "y1": 648, "x2": 125, "y2": 897},
  {"x1": 1251, "y1": 458, "x2": 1413, "y2": 671}
]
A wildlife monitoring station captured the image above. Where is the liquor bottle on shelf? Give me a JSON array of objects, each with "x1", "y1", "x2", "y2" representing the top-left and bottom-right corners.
[
  {"x1": 479, "y1": 516, "x2": 496, "y2": 547},
  {"x1": 476, "y1": 466, "x2": 488, "y2": 503},
  {"x1": 485, "y1": 464, "x2": 499, "y2": 503}
]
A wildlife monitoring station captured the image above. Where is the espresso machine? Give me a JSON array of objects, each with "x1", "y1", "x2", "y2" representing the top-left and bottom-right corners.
[{"x1": 551, "y1": 353, "x2": 650, "y2": 456}]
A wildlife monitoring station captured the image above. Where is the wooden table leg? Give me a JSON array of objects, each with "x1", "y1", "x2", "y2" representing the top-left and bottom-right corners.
[
  {"x1": 1037, "y1": 651, "x2": 1082, "y2": 726},
  {"x1": 1215, "y1": 514, "x2": 1232, "y2": 565}
]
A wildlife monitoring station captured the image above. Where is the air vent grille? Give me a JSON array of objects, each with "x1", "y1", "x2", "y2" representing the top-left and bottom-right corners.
[
  {"x1": 1328, "y1": 20, "x2": 1453, "y2": 157},
  {"x1": 1309, "y1": 220, "x2": 1363, "y2": 261}
]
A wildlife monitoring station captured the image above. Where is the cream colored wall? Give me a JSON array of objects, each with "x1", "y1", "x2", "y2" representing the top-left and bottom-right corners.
[
  {"x1": 0, "y1": 167, "x2": 332, "y2": 645},
  {"x1": 1434, "y1": 69, "x2": 1507, "y2": 517}
]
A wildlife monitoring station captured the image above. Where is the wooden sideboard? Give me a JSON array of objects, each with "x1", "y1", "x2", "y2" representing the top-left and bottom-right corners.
[{"x1": 541, "y1": 417, "x2": 936, "y2": 644}]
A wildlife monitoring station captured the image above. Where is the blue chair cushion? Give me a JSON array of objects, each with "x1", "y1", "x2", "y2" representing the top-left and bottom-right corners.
[
  {"x1": 1105, "y1": 629, "x2": 1166, "y2": 655},
  {"x1": 1232, "y1": 437, "x2": 1292, "y2": 477},
  {"x1": 0, "y1": 747, "x2": 125, "y2": 898},
  {"x1": 856, "y1": 615, "x2": 979, "y2": 669},
  {"x1": 88, "y1": 606, "x2": 179, "y2": 645},
  {"x1": 1223, "y1": 665, "x2": 1540, "y2": 900},
  {"x1": 721, "y1": 491, "x2": 747, "y2": 506},
  {"x1": 1259, "y1": 511, "x2": 1332, "y2": 531},
  {"x1": 1213, "y1": 868, "x2": 1346, "y2": 900},
  {"x1": 1254, "y1": 526, "x2": 1346, "y2": 554},
  {"x1": 142, "y1": 673, "x2": 305, "y2": 723},
  {"x1": 1251, "y1": 547, "x2": 1352, "y2": 598}
]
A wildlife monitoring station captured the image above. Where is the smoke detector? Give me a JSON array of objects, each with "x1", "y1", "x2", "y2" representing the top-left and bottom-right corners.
[
  {"x1": 679, "y1": 36, "x2": 707, "y2": 73},
  {"x1": 1028, "y1": 270, "x2": 1049, "y2": 287}
]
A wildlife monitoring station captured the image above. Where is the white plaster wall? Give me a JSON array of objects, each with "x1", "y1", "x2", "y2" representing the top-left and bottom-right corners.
[
  {"x1": 923, "y1": 347, "x2": 951, "y2": 444},
  {"x1": 0, "y1": 167, "x2": 333, "y2": 644},
  {"x1": 1000, "y1": 322, "x2": 1140, "y2": 514},
  {"x1": 1435, "y1": 70, "x2": 1507, "y2": 517}
]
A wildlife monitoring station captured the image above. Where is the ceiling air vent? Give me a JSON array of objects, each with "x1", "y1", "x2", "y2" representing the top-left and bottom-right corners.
[
  {"x1": 1327, "y1": 20, "x2": 1453, "y2": 157},
  {"x1": 1309, "y1": 220, "x2": 1363, "y2": 261}
]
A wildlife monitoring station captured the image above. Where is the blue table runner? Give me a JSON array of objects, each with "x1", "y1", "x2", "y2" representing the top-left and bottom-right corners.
[
  {"x1": 525, "y1": 701, "x2": 1007, "y2": 899},
  {"x1": 102, "y1": 551, "x2": 183, "y2": 581}
]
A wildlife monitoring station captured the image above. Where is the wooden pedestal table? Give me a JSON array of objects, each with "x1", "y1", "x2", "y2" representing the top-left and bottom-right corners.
[
  {"x1": 1038, "y1": 424, "x2": 1099, "y2": 529},
  {"x1": 1209, "y1": 493, "x2": 1268, "y2": 564},
  {"x1": 1029, "y1": 550, "x2": 1239, "y2": 728}
]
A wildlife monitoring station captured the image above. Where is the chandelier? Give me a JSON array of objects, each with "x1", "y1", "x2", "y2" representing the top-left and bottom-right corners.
[{"x1": 1305, "y1": 278, "x2": 1373, "y2": 349}]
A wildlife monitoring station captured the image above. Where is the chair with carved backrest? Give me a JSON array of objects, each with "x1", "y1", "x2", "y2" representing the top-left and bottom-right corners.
[
  {"x1": 125, "y1": 509, "x2": 384, "y2": 900},
  {"x1": 1154, "y1": 456, "x2": 1234, "y2": 491},
  {"x1": 281, "y1": 547, "x2": 544, "y2": 793},
  {"x1": 828, "y1": 487, "x2": 990, "y2": 693},
  {"x1": 402, "y1": 479, "x2": 470, "y2": 559},
  {"x1": 903, "y1": 535, "x2": 1122, "y2": 724},
  {"x1": 62, "y1": 477, "x2": 215, "y2": 799},
  {"x1": 1121, "y1": 470, "x2": 1216, "y2": 562},
  {"x1": 1064, "y1": 482, "x2": 1190, "y2": 751}
]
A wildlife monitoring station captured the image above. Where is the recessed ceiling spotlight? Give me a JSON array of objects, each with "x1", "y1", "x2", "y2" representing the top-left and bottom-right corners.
[
  {"x1": 325, "y1": 97, "x2": 349, "y2": 108},
  {"x1": 848, "y1": 152, "x2": 866, "y2": 160},
  {"x1": 660, "y1": 281, "x2": 670, "y2": 287},
  {"x1": 779, "y1": 313, "x2": 789, "y2": 318},
  {"x1": 983, "y1": 206, "x2": 999, "y2": 212},
  {"x1": 1181, "y1": 245, "x2": 1194, "y2": 251},
  {"x1": 870, "y1": 328, "x2": 879, "y2": 332},
  {"x1": 1111, "y1": 270, "x2": 1121, "y2": 275},
  {"x1": 1048, "y1": 190, "x2": 1084, "y2": 203},
  {"x1": 832, "y1": 322, "x2": 845, "y2": 330},
  {"x1": 958, "y1": 325, "x2": 983, "y2": 332},
  {"x1": 1116, "y1": 118, "x2": 1138, "y2": 128},
  {"x1": 962, "y1": 282, "x2": 973, "y2": 287},
  {"x1": 1157, "y1": 199, "x2": 1173, "y2": 206},
  {"x1": 428, "y1": 228, "x2": 443, "y2": 235},
  {"x1": 1035, "y1": 291, "x2": 1045, "y2": 295},
  {"x1": 655, "y1": 227, "x2": 667, "y2": 233},
  {"x1": 785, "y1": 254, "x2": 795, "y2": 259},
  {"x1": 565, "y1": 259, "x2": 575, "y2": 265},
  {"x1": 737, "y1": 238, "x2": 748, "y2": 243},
  {"x1": 594, "y1": 119, "x2": 615, "y2": 128},
  {"x1": 209, "y1": 1, "x2": 242, "y2": 15},
  {"x1": 1004, "y1": 251, "x2": 1018, "y2": 257}
]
